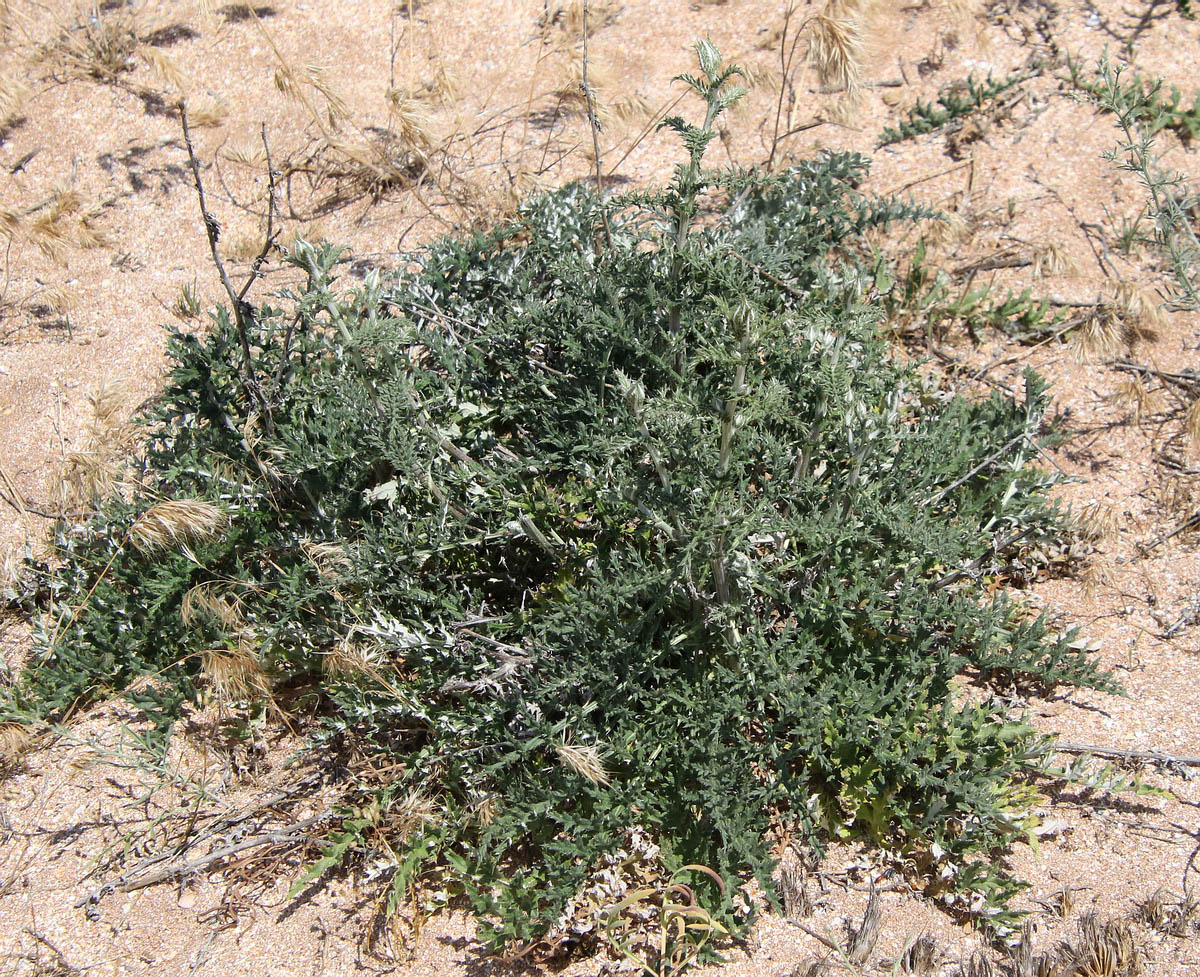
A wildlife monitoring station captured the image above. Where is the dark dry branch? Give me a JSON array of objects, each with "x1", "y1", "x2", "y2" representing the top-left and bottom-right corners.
[
  {"x1": 180, "y1": 108, "x2": 278, "y2": 427},
  {"x1": 1051, "y1": 742, "x2": 1200, "y2": 767},
  {"x1": 76, "y1": 813, "x2": 330, "y2": 903}
]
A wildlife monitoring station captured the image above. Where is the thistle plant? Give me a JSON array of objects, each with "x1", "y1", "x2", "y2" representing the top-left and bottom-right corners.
[
  {"x1": 4, "y1": 41, "x2": 1114, "y2": 960},
  {"x1": 1090, "y1": 56, "x2": 1200, "y2": 311}
]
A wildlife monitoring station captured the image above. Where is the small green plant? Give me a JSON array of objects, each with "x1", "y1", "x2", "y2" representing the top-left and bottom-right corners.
[
  {"x1": 6, "y1": 41, "x2": 1115, "y2": 961},
  {"x1": 876, "y1": 239, "x2": 1064, "y2": 342},
  {"x1": 878, "y1": 71, "x2": 1031, "y2": 149},
  {"x1": 171, "y1": 278, "x2": 201, "y2": 320},
  {"x1": 1088, "y1": 56, "x2": 1200, "y2": 310},
  {"x1": 1070, "y1": 58, "x2": 1200, "y2": 144}
]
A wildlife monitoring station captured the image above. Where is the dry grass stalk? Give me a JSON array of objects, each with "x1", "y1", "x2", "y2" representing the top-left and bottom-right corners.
[
  {"x1": 1107, "y1": 377, "x2": 1152, "y2": 422},
  {"x1": 555, "y1": 735, "x2": 611, "y2": 786},
  {"x1": 809, "y1": 1, "x2": 866, "y2": 99},
  {"x1": 1113, "y1": 282, "x2": 1165, "y2": 337},
  {"x1": 0, "y1": 71, "x2": 29, "y2": 125},
  {"x1": 180, "y1": 582, "x2": 244, "y2": 632},
  {"x1": 51, "y1": 380, "x2": 134, "y2": 513},
  {"x1": 201, "y1": 636, "x2": 271, "y2": 704},
  {"x1": 130, "y1": 499, "x2": 226, "y2": 554}
]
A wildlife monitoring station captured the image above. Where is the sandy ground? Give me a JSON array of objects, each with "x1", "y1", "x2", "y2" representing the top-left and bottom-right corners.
[{"x1": 1, "y1": 0, "x2": 1199, "y2": 974}]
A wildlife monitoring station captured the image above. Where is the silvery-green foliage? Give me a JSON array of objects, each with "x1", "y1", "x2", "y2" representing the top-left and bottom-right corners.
[{"x1": 5, "y1": 41, "x2": 1113, "y2": 956}]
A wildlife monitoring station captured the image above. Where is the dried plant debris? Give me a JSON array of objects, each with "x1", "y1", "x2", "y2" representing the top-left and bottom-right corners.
[
  {"x1": 1133, "y1": 888, "x2": 1200, "y2": 937},
  {"x1": 1056, "y1": 913, "x2": 1145, "y2": 977}
]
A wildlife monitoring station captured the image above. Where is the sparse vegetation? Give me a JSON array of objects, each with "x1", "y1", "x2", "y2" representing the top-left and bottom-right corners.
[{"x1": 878, "y1": 70, "x2": 1032, "y2": 148}]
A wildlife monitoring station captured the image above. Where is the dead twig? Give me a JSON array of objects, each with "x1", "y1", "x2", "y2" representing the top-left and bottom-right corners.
[
  {"x1": 1051, "y1": 743, "x2": 1200, "y2": 767},
  {"x1": 76, "y1": 813, "x2": 330, "y2": 903},
  {"x1": 180, "y1": 109, "x2": 278, "y2": 428}
]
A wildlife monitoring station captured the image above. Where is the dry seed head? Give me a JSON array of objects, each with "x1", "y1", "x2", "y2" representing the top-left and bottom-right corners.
[
  {"x1": 809, "y1": 11, "x2": 864, "y2": 97},
  {"x1": 0, "y1": 72, "x2": 29, "y2": 124},
  {"x1": 321, "y1": 637, "x2": 388, "y2": 683},
  {"x1": 472, "y1": 794, "x2": 498, "y2": 826},
  {"x1": 40, "y1": 283, "x2": 79, "y2": 315},
  {"x1": 1185, "y1": 397, "x2": 1200, "y2": 455},
  {"x1": 1033, "y1": 243, "x2": 1078, "y2": 278},
  {"x1": 1106, "y1": 377, "x2": 1151, "y2": 422},
  {"x1": 181, "y1": 582, "x2": 244, "y2": 631},
  {"x1": 52, "y1": 447, "x2": 121, "y2": 511},
  {"x1": 301, "y1": 538, "x2": 351, "y2": 576},
  {"x1": 1113, "y1": 282, "x2": 1165, "y2": 336},
  {"x1": 201, "y1": 636, "x2": 271, "y2": 704},
  {"x1": 1071, "y1": 309, "x2": 1124, "y2": 363},
  {"x1": 556, "y1": 736, "x2": 611, "y2": 786},
  {"x1": 131, "y1": 499, "x2": 226, "y2": 554},
  {"x1": 386, "y1": 790, "x2": 439, "y2": 839},
  {"x1": 1073, "y1": 500, "x2": 1119, "y2": 543},
  {"x1": 139, "y1": 45, "x2": 188, "y2": 91},
  {"x1": 0, "y1": 723, "x2": 35, "y2": 770},
  {"x1": 385, "y1": 88, "x2": 436, "y2": 148},
  {"x1": 184, "y1": 94, "x2": 229, "y2": 128},
  {"x1": 221, "y1": 138, "x2": 268, "y2": 167}
]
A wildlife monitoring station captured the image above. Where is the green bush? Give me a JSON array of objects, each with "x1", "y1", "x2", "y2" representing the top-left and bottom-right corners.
[{"x1": 6, "y1": 42, "x2": 1112, "y2": 958}]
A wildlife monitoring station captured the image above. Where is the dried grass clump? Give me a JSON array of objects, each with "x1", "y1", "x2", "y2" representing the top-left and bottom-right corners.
[
  {"x1": 1071, "y1": 308, "x2": 1125, "y2": 363},
  {"x1": 1033, "y1": 243, "x2": 1079, "y2": 278},
  {"x1": 539, "y1": 0, "x2": 623, "y2": 35},
  {"x1": 555, "y1": 735, "x2": 611, "y2": 786},
  {"x1": 0, "y1": 723, "x2": 35, "y2": 773},
  {"x1": 1133, "y1": 888, "x2": 1199, "y2": 937},
  {"x1": 0, "y1": 72, "x2": 29, "y2": 126},
  {"x1": 180, "y1": 582, "x2": 245, "y2": 632},
  {"x1": 1056, "y1": 913, "x2": 1144, "y2": 977},
  {"x1": 1113, "y1": 282, "x2": 1166, "y2": 337},
  {"x1": 36, "y1": 2, "x2": 140, "y2": 82},
  {"x1": 268, "y1": 39, "x2": 437, "y2": 199},
  {"x1": 2, "y1": 187, "x2": 107, "y2": 266},
  {"x1": 1072, "y1": 500, "x2": 1120, "y2": 543},
  {"x1": 200, "y1": 636, "x2": 270, "y2": 704},
  {"x1": 51, "y1": 381, "x2": 134, "y2": 513},
  {"x1": 1185, "y1": 396, "x2": 1200, "y2": 455},
  {"x1": 130, "y1": 499, "x2": 226, "y2": 554},
  {"x1": 301, "y1": 538, "x2": 351, "y2": 576},
  {"x1": 1106, "y1": 377, "x2": 1152, "y2": 422},
  {"x1": 551, "y1": 47, "x2": 614, "y2": 121},
  {"x1": 809, "y1": 0, "x2": 867, "y2": 98}
]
